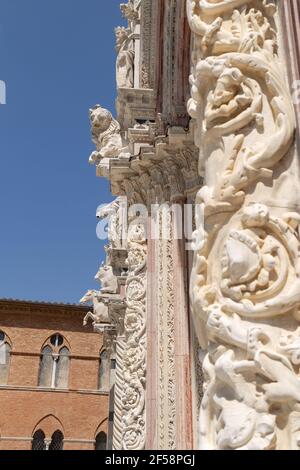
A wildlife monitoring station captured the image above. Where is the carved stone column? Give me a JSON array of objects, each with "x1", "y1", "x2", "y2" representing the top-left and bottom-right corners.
[
  {"x1": 122, "y1": 219, "x2": 147, "y2": 450},
  {"x1": 86, "y1": 0, "x2": 202, "y2": 451},
  {"x1": 112, "y1": 335, "x2": 126, "y2": 450},
  {"x1": 188, "y1": 0, "x2": 300, "y2": 450},
  {"x1": 145, "y1": 149, "x2": 199, "y2": 450},
  {"x1": 147, "y1": 204, "x2": 178, "y2": 450}
]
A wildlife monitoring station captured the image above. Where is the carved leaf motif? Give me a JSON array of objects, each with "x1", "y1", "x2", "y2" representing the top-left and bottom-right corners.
[{"x1": 188, "y1": 0, "x2": 299, "y2": 450}]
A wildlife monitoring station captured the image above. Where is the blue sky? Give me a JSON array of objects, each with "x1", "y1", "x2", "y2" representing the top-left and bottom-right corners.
[{"x1": 0, "y1": 0, "x2": 125, "y2": 303}]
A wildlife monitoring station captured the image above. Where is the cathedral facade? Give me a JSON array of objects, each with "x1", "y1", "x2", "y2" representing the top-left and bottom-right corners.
[{"x1": 83, "y1": 0, "x2": 300, "y2": 450}]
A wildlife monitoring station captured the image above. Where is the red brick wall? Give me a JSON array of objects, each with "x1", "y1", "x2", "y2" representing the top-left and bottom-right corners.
[{"x1": 0, "y1": 301, "x2": 109, "y2": 450}]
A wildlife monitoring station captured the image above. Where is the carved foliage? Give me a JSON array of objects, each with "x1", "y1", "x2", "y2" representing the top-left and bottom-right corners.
[
  {"x1": 188, "y1": 0, "x2": 300, "y2": 450},
  {"x1": 122, "y1": 221, "x2": 147, "y2": 450}
]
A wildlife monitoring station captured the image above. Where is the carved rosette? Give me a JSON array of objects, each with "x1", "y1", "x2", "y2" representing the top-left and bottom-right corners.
[
  {"x1": 188, "y1": 0, "x2": 300, "y2": 450},
  {"x1": 122, "y1": 221, "x2": 147, "y2": 450}
]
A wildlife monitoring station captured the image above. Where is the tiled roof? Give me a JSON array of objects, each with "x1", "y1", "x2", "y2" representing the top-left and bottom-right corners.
[{"x1": 0, "y1": 298, "x2": 88, "y2": 309}]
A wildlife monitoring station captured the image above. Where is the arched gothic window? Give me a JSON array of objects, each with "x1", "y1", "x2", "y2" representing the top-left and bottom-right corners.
[
  {"x1": 95, "y1": 431, "x2": 107, "y2": 450},
  {"x1": 49, "y1": 430, "x2": 64, "y2": 450},
  {"x1": 32, "y1": 430, "x2": 46, "y2": 450},
  {"x1": 32, "y1": 429, "x2": 64, "y2": 450},
  {"x1": 38, "y1": 334, "x2": 70, "y2": 389},
  {"x1": 99, "y1": 350, "x2": 110, "y2": 392},
  {"x1": 0, "y1": 330, "x2": 11, "y2": 385}
]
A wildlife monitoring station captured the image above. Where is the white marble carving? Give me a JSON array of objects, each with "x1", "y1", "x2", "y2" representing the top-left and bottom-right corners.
[
  {"x1": 80, "y1": 290, "x2": 110, "y2": 326},
  {"x1": 95, "y1": 263, "x2": 118, "y2": 295},
  {"x1": 188, "y1": 0, "x2": 300, "y2": 450},
  {"x1": 120, "y1": 0, "x2": 141, "y2": 24},
  {"x1": 96, "y1": 197, "x2": 126, "y2": 249},
  {"x1": 89, "y1": 105, "x2": 128, "y2": 164},
  {"x1": 122, "y1": 221, "x2": 147, "y2": 450},
  {"x1": 115, "y1": 26, "x2": 135, "y2": 89}
]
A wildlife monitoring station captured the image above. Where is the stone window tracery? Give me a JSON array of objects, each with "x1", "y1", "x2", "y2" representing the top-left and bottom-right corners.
[
  {"x1": 0, "y1": 330, "x2": 11, "y2": 385},
  {"x1": 95, "y1": 431, "x2": 107, "y2": 450},
  {"x1": 99, "y1": 349, "x2": 110, "y2": 392},
  {"x1": 38, "y1": 334, "x2": 70, "y2": 389},
  {"x1": 32, "y1": 429, "x2": 64, "y2": 451},
  {"x1": 32, "y1": 430, "x2": 46, "y2": 451},
  {"x1": 49, "y1": 430, "x2": 64, "y2": 450}
]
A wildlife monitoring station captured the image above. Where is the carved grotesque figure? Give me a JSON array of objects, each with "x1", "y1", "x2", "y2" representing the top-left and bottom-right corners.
[
  {"x1": 80, "y1": 290, "x2": 110, "y2": 326},
  {"x1": 89, "y1": 105, "x2": 123, "y2": 164},
  {"x1": 96, "y1": 198, "x2": 125, "y2": 249},
  {"x1": 95, "y1": 264, "x2": 118, "y2": 294}
]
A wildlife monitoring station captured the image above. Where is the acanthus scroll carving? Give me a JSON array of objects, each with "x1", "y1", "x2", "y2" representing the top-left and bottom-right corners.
[
  {"x1": 121, "y1": 221, "x2": 147, "y2": 451},
  {"x1": 188, "y1": 0, "x2": 300, "y2": 450}
]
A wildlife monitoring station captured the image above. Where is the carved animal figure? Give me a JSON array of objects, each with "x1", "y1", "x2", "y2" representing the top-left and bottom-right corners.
[
  {"x1": 95, "y1": 264, "x2": 118, "y2": 294},
  {"x1": 89, "y1": 105, "x2": 123, "y2": 164},
  {"x1": 96, "y1": 198, "x2": 123, "y2": 249},
  {"x1": 80, "y1": 290, "x2": 110, "y2": 326}
]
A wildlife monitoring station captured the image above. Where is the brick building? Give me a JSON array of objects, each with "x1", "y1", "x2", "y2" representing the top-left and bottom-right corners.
[{"x1": 0, "y1": 299, "x2": 109, "y2": 450}]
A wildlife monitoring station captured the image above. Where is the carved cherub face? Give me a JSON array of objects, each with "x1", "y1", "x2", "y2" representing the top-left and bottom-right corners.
[
  {"x1": 128, "y1": 223, "x2": 145, "y2": 242},
  {"x1": 242, "y1": 204, "x2": 269, "y2": 228},
  {"x1": 212, "y1": 68, "x2": 244, "y2": 107}
]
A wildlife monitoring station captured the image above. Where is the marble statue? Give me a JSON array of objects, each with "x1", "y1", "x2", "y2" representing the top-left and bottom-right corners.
[
  {"x1": 95, "y1": 263, "x2": 118, "y2": 295},
  {"x1": 188, "y1": 0, "x2": 300, "y2": 450},
  {"x1": 115, "y1": 26, "x2": 135, "y2": 89},
  {"x1": 80, "y1": 290, "x2": 110, "y2": 326},
  {"x1": 120, "y1": 0, "x2": 141, "y2": 24},
  {"x1": 89, "y1": 105, "x2": 124, "y2": 164},
  {"x1": 96, "y1": 197, "x2": 125, "y2": 249}
]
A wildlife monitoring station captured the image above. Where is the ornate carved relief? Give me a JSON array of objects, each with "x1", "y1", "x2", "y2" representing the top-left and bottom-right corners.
[
  {"x1": 86, "y1": 0, "x2": 201, "y2": 452},
  {"x1": 156, "y1": 207, "x2": 176, "y2": 450},
  {"x1": 121, "y1": 1, "x2": 141, "y2": 25},
  {"x1": 140, "y1": 0, "x2": 158, "y2": 90},
  {"x1": 115, "y1": 27, "x2": 135, "y2": 89},
  {"x1": 122, "y1": 221, "x2": 147, "y2": 450},
  {"x1": 96, "y1": 197, "x2": 127, "y2": 250},
  {"x1": 188, "y1": 0, "x2": 300, "y2": 450}
]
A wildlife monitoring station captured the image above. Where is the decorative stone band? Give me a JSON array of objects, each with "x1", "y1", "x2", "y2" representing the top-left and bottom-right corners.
[
  {"x1": 279, "y1": 0, "x2": 300, "y2": 133},
  {"x1": 112, "y1": 337, "x2": 126, "y2": 450},
  {"x1": 112, "y1": 147, "x2": 200, "y2": 207},
  {"x1": 121, "y1": 221, "x2": 147, "y2": 450}
]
